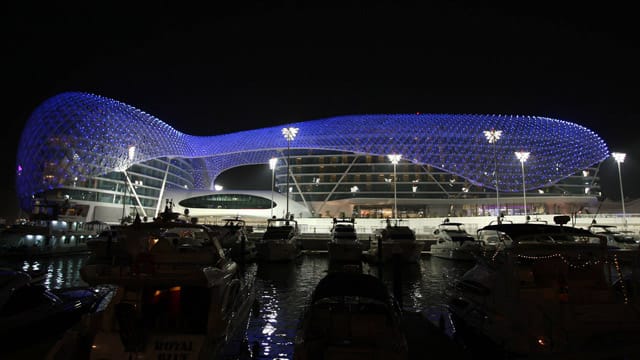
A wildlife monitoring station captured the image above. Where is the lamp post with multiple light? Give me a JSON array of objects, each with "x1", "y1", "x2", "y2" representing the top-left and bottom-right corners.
[
  {"x1": 515, "y1": 151, "x2": 530, "y2": 220},
  {"x1": 612, "y1": 152, "x2": 627, "y2": 227},
  {"x1": 269, "y1": 157, "x2": 278, "y2": 218},
  {"x1": 281, "y1": 127, "x2": 299, "y2": 218},
  {"x1": 483, "y1": 129, "x2": 502, "y2": 222},
  {"x1": 388, "y1": 154, "x2": 402, "y2": 219}
]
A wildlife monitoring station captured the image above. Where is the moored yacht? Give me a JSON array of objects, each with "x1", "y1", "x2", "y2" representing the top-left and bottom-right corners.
[
  {"x1": 256, "y1": 215, "x2": 302, "y2": 262},
  {"x1": 327, "y1": 217, "x2": 362, "y2": 264},
  {"x1": 207, "y1": 216, "x2": 257, "y2": 264},
  {"x1": 1, "y1": 268, "x2": 113, "y2": 355},
  {"x1": 363, "y1": 218, "x2": 423, "y2": 264},
  {"x1": 47, "y1": 203, "x2": 257, "y2": 360},
  {"x1": 0, "y1": 217, "x2": 107, "y2": 258},
  {"x1": 84, "y1": 227, "x2": 124, "y2": 265},
  {"x1": 588, "y1": 222, "x2": 640, "y2": 250},
  {"x1": 427, "y1": 217, "x2": 640, "y2": 359},
  {"x1": 429, "y1": 219, "x2": 483, "y2": 261},
  {"x1": 293, "y1": 271, "x2": 408, "y2": 360}
]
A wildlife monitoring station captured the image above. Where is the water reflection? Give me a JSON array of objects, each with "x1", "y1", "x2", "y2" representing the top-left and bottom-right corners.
[
  {"x1": 1, "y1": 253, "x2": 474, "y2": 359},
  {"x1": 246, "y1": 254, "x2": 474, "y2": 359},
  {"x1": 2, "y1": 254, "x2": 89, "y2": 289},
  {"x1": 250, "y1": 258, "x2": 323, "y2": 360}
]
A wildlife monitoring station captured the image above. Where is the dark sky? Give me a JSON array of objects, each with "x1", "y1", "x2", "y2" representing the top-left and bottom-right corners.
[{"x1": 4, "y1": 1, "x2": 640, "y2": 221}]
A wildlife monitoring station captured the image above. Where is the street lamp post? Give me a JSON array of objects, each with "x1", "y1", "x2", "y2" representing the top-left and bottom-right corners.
[
  {"x1": 612, "y1": 152, "x2": 627, "y2": 227},
  {"x1": 515, "y1": 151, "x2": 530, "y2": 220},
  {"x1": 269, "y1": 157, "x2": 278, "y2": 218},
  {"x1": 483, "y1": 129, "x2": 502, "y2": 222},
  {"x1": 281, "y1": 127, "x2": 299, "y2": 219},
  {"x1": 388, "y1": 154, "x2": 402, "y2": 219}
]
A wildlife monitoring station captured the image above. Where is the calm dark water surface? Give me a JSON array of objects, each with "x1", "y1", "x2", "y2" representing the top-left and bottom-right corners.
[
  {"x1": 2, "y1": 253, "x2": 473, "y2": 360},
  {"x1": 246, "y1": 253, "x2": 473, "y2": 360},
  {"x1": 2, "y1": 254, "x2": 90, "y2": 289}
]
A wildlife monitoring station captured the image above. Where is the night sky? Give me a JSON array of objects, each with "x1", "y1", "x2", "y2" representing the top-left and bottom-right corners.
[{"x1": 4, "y1": 1, "x2": 639, "y2": 222}]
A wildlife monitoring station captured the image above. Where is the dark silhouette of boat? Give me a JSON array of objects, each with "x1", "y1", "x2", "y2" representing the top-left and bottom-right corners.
[
  {"x1": 47, "y1": 201, "x2": 257, "y2": 359},
  {"x1": 426, "y1": 217, "x2": 640, "y2": 359},
  {"x1": 294, "y1": 271, "x2": 408, "y2": 360},
  {"x1": 0, "y1": 268, "x2": 112, "y2": 355}
]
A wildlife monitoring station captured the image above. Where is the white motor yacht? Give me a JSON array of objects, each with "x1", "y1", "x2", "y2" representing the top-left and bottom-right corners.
[
  {"x1": 364, "y1": 218, "x2": 423, "y2": 264},
  {"x1": 327, "y1": 217, "x2": 362, "y2": 265},
  {"x1": 256, "y1": 216, "x2": 302, "y2": 262},
  {"x1": 429, "y1": 219, "x2": 483, "y2": 261}
]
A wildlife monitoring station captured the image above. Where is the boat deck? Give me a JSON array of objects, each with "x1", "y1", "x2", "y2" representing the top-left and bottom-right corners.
[{"x1": 401, "y1": 311, "x2": 473, "y2": 360}]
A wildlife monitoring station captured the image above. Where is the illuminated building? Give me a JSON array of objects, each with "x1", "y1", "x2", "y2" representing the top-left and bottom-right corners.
[{"x1": 16, "y1": 92, "x2": 609, "y2": 223}]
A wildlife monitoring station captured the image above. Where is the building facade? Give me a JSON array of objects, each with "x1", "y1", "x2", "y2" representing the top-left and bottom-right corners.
[{"x1": 16, "y1": 92, "x2": 610, "y2": 224}]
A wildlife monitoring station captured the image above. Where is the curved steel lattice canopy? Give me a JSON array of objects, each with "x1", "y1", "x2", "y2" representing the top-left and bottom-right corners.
[{"x1": 16, "y1": 92, "x2": 609, "y2": 208}]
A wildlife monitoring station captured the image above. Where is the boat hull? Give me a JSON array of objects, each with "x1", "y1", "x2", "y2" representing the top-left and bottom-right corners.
[
  {"x1": 256, "y1": 241, "x2": 300, "y2": 262},
  {"x1": 48, "y1": 265, "x2": 256, "y2": 360},
  {"x1": 429, "y1": 248, "x2": 477, "y2": 261},
  {"x1": 327, "y1": 242, "x2": 362, "y2": 263},
  {"x1": 439, "y1": 221, "x2": 640, "y2": 359},
  {"x1": 429, "y1": 243, "x2": 483, "y2": 261},
  {"x1": 364, "y1": 242, "x2": 423, "y2": 263}
]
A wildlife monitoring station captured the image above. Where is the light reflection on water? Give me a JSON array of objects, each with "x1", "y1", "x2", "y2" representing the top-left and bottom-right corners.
[
  {"x1": 2, "y1": 254, "x2": 89, "y2": 289},
  {"x1": 246, "y1": 253, "x2": 473, "y2": 360},
  {"x1": 1, "y1": 253, "x2": 474, "y2": 360}
]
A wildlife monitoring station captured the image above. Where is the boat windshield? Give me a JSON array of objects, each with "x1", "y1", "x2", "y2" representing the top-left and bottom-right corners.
[
  {"x1": 379, "y1": 226, "x2": 415, "y2": 241},
  {"x1": 439, "y1": 223, "x2": 467, "y2": 233},
  {"x1": 224, "y1": 218, "x2": 245, "y2": 227},
  {"x1": 311, "y1": 273, "x2": 391, "y2": 306},
  {"x1": 263, "y1": 226, "x2": 294, "y2": 240},
  {"x1": 477, "y1": 229, "x2": 510, "y2": 245},
  {"x1": 332, "y1": 225, "x2": 357, "y2": 239},
  {"x1": 589, "y1": 225, "x2": 617, "y2": 235},
  {"x1": 161, "y1": 227, "x2": 210, "y2": 247}
]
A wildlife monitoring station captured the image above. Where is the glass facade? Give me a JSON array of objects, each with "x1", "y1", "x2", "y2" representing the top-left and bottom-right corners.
[
  {"x1": 272, "y1": 150, "x2": 602, "y2": 218},
  {"x1": 32, "y1": 157, "x2": 198, "y2": 218},
  {"x1": 179, "y1": 194, "x2": 273, "y2": 210}
]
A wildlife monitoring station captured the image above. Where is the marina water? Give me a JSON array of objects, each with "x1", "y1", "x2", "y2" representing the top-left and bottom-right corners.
[{"x1": 2, "y1": 253, "x2": 474, "y2": 359}]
